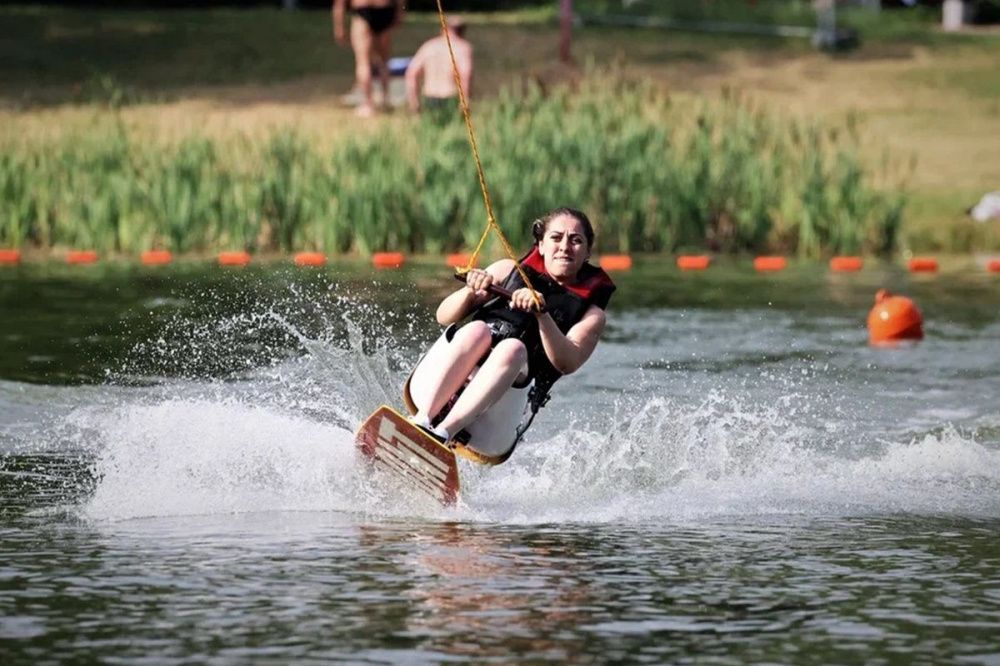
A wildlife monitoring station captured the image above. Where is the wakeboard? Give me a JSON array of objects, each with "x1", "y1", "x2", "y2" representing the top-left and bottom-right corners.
[{"x1": 355, "y1": 405, "x2": 460, "y2": 506}]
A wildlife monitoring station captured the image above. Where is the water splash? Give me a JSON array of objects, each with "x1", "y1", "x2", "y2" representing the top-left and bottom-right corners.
[
  {"x1": 34, "y1": 372, "x2": 1000, "y2": 523},
  {"x1": 73, "y1": 278, "x2": 450, "y2": 521},
  {"x1": 5, "y1": 278, "x2": 998, "y2": 523},
  {"x1": 464, "y1": 393, "x2": 1000, "y2": 523}
]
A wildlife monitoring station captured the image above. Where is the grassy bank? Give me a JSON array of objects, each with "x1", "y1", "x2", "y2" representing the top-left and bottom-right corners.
[
  {"x1": 0, "y1": 72, "x2": 905, "y2": 257},
  {"x1": 1, "y1": 5, "x2": 998, "y2": 253}
]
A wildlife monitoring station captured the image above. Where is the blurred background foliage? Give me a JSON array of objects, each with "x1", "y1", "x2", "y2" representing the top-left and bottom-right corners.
[{"x1": 0, "y1": 69, "x2": 909, "y2": 257}]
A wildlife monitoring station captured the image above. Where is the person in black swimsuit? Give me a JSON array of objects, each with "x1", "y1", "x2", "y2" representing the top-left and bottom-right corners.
[
  {"x1": 332, "y1": 0, "x2": 401, "y2": 117},
  {"x1": 354, "y1": 5, "x2": 397, "y2": 35}
]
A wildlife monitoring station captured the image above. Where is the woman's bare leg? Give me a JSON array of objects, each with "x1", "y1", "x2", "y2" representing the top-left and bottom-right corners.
[
  {"x1": 409, "y1": 322, "x2": 492, "y2": 421},
  {"x1": 350, "y1": 17, "x2": 375, "y2": 117},
  {"x1": 437, "y1": 338, "x2": 528, "y2": 437},
  {"x1": 374, "y1": 30, "x2": 392, "y2": 109}
]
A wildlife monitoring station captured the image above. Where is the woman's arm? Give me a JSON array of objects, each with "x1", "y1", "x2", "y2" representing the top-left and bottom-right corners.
[
  {"x1": 534, "y1": 304, "x2": 606, "y2": 375},
  {"x1": 435, "y1": 259, "x2": 515, "y2": 326}
]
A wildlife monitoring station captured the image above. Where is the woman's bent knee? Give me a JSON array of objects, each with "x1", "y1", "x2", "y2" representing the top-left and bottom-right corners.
[
  {"x1": 492, "y1": 338, "x2": 528, "y2": 366},
  {"x1": 452, "y1": 321, "x2": 492, "y2": 350}
]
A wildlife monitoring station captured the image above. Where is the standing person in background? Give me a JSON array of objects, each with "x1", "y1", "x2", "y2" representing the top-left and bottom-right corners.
[
  {"x1": 405, "y1": 15, "x2": 473, "y2": 117},
  {"x1": 333, "y1": 0, "x2": 403, "y2": 118}
]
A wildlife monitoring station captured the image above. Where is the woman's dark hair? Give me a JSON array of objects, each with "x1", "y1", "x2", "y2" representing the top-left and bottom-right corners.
[{"x1": 530, "y1": 207, "x2": 595, "y2": 249}]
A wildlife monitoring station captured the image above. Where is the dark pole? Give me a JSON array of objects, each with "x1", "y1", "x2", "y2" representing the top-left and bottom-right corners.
[{"x1": 559, "y1": 0, "x2": 573, "y2": 63}]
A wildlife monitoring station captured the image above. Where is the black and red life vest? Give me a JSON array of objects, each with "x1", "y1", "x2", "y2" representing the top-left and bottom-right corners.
[{"x1": 472, "y1": 247, "x2": 616, "y2": 409}]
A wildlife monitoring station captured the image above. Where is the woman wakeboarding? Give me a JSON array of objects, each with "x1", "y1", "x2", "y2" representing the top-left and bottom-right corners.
[{"x1": 404, "y1": 207, "x2": 616, "y2": 463}]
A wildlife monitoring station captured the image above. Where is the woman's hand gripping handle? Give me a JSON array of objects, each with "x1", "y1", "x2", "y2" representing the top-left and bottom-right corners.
[{"x1": 453, "y1": 272, "x2": 546, "y2": 313}]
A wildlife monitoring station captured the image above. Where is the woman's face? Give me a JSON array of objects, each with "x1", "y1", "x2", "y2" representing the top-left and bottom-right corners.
[{"x1": 537, "y1": 213, "x2": 590, "y2": 282}]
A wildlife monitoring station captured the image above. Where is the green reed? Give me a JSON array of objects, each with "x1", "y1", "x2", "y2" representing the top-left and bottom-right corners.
[{"x1": 0, "y1": 72, "x2": 907, "y2": 258}]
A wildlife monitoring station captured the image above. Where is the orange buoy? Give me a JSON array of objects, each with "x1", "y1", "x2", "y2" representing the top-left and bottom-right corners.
[
  {"x1": 0, "y1": 249, "x2": 21, "y2": 265},
  {"x1": 67, "y1": 250, "x2": 98, "y2": 265},
  {"x1": 908, "y1": 257, "x2": 938, "y2": 273},
  {"x1": 754, "y1": 256, "x2": 787, "y2": 272},
  {"x1": 986, "y1": 259, "x2": 1000, "y2": 273},
  {"x1": 867, "y1": 289, "x2": 923, "y2": 345},
  {"x1": 294, "y1": 252, "x2": 327, "y2": 267},
  {"x1": 676, "y1": 255, "x2": 710, "y2": 271},
  {"x1": 830, "y1": 256, "x2": 863, "y2": 272},
  {"x1": 599, "y1": 254, "x2": 633, "y2": 271},
  {"x1": 218, "y1": 251, "x2": 251, "y2": 267},
  {"x1": 372, "y1": 252, "x2": 405, "y2": 268},
  {"x1": 446, "y1": 253, "x2": 470, "y2": 268},
  {"x1": 141, "y1": 250, "x2": 173, "y2": 266}
]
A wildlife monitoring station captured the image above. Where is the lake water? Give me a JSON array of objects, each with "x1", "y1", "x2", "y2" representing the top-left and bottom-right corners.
[{"x1": 1, "y1": 259, "x2": 999, "y2": 663}]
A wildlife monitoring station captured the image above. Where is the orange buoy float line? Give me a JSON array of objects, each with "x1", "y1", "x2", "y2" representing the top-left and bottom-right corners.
[
  {"x1": 67, "y1": 250, "x2": 98, "y2": 265},
  {"x1": 867, "y1": 289, "x2": 923, "y2": 345},
  {"x1": 372, "y1": 252, "x2": 405, "y2": 268},
  {"x1": 294, "y1": 252, "x2": 327, "y2": 267},
  {"x1": 218, "y1": 251, "x2": 251, "y2": 267},
  {"x1": 141, "y1": 250, "x2": 173, "y2": 266},
  {"x1": 599, "y1": 254, "x2": 633, "y2": 271},
  {"x1": 0, "y1": 249, "x2": 21, "y2": 265},
  {"x1": 830, "y1": 256, "x2": 863, "y2": 272},
  {"x1": 987, "y1": 259, "x2": 1000, "y2": 273},
  {"x1": 754, "y1": 256, "x2": 787, "y2": 272},
  {"x1": 908, "y1": 257, "x2": 938, "y2": 273},
  {"x1": 446, "y1": 253, "x2": 470, "y2": 268},
  {"x1": 676, "y1": 255, "x2": 710, "y2": 271}
]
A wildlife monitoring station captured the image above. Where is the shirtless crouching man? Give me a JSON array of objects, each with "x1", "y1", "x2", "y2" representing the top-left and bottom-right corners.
[
  {"x1": 405, "y1": 16, "x2": 473, "y2": 115},
  {"x1": 333, "y1": 0, "x2": 402, "y2": 118}
]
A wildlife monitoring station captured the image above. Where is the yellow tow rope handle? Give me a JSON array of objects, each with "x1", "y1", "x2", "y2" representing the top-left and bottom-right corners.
[{"x1": 432, "y1": 0, "x2": 542, "y2": 310}]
